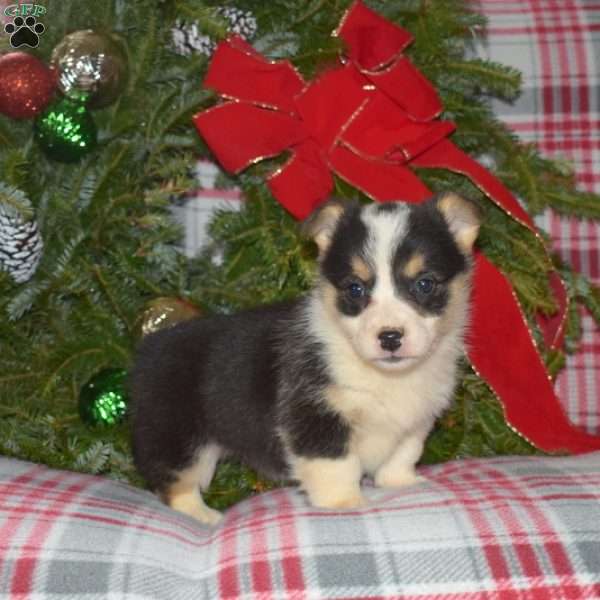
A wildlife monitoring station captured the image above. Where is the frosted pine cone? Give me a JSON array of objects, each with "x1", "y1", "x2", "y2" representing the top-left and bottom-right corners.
[
  {"x1": 219, "y1": 7, "x2": 258, "y2": 40},
  {"x1": 0, "y1": 187, "x2": 43, "y2": 284},
  {"x1": 172, "y1": 7, "x2": 257, "y2": 57}
]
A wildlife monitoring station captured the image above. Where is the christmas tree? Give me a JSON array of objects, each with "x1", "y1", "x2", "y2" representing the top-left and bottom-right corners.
[{"x1": 1, "y1": 0, "x2": 600, "y2": 509}]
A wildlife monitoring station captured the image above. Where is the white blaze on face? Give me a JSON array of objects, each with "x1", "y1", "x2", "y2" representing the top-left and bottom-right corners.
[{"x1": 336, "y1": 205, "x2": 438, "y2": 370}]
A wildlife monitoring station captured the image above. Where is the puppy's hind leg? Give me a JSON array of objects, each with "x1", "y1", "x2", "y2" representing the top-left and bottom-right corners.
[{"x1": 164, "y1": 443, "x2": 223, "y2": 525}]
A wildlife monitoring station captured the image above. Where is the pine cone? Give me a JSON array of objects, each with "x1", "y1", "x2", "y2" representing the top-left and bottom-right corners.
[
  {"x1": 172, "y1": 7, "x2": 257, "y2": 57},
  {"x1": 172, "y1": 20, "x2": 214, "y2": 56},
  {"x1": 219, "y1": 7, "x2": 257, "y2": 40},
  {"x1": 0, "y1": 189, "x2": 43, "y2": 284}
]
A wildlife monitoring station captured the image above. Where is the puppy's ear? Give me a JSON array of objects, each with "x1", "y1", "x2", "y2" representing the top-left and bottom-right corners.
[
  {"x1": 302, "y1": 198, "x2": 347, "y2": 256},
  {"x1": 435, "y1": 192, "x2": 482, "y2": 252}
]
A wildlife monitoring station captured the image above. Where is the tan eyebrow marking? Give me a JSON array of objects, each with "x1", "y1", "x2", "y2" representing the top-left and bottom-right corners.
[
  {"x1": 351, "y1": 256, "x2": 372, "y2": 281},
  {"x1": 403, "y1": 252, "x2": 425, "y2": 278}
]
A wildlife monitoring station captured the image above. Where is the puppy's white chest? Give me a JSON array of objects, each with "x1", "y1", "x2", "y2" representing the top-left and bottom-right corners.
[
  {"x1": 328, "y1": 354, "x2": 457, "y2": 472},
  {"x1": 327, "y1": 383, "x2": 425, "y2": 473}
]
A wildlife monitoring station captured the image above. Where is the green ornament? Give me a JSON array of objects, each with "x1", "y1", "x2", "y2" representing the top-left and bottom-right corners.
[
  {"x1": 34, "y1": 97, "x2": 97, "y2": 163},
  {"x1": 79, "y1": 368, "x2": 129, "y2": 427}
]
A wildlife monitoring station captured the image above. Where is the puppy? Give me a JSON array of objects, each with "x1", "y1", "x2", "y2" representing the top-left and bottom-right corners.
[{"x1": 130, "y1": 193, "x2": 481, "y2": 524}]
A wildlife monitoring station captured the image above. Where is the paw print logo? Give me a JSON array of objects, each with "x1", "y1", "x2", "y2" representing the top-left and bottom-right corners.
[{"x1": 4, "y1": 16, "x2": 45, "y2": 48}]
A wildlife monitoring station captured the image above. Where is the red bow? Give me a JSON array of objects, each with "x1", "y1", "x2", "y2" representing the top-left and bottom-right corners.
[{"x1": 194, "y1": 1, "x2": 600, "y2": 453}]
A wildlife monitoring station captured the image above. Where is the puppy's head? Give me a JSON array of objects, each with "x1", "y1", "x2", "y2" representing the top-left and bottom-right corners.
[{"x1": 303, "y1": 194, "x2": 481, "y2": 372}]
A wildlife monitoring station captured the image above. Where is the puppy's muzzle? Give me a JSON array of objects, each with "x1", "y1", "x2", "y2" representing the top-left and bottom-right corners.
[{"x1": 378, "y1": 329, "x2": 404, "y2": 352}]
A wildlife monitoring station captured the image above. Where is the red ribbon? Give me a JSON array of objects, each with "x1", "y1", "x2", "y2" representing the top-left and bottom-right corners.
[{"x1": 194, "y1": 0, "x2": 600, "y2": 453}]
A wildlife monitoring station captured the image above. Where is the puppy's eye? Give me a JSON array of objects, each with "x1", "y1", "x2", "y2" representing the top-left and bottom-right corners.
[
  {"x1": 415, "y1": 277, "x2": 435, "y2": 295},
  {"x1": 348, "y1": 282, "x2": 365, "y2": 298}
]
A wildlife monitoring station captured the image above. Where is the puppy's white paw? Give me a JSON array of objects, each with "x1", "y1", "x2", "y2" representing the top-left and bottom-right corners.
[
  {"x1": 312, "y1": 492, "x2": 367, "y2": 511},
  {"x1": 195, "y1": 505, "x2": 223, "y2": 526},
  {"x1": 374, "y1": 468, "x2": 426, "y2": 489},
  {"x1": 169, "y1": 491, "x2": 223, "y2": 526},
  {"x1": 295, "y1": 454, "x2": 365, "y2": 511}
]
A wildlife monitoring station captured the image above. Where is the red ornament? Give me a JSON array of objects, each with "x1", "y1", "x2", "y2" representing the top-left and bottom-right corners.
[
  {"x1": 194, "y1": 1, "x2": 600, "y2": 455},
  {"x1": 0, "y1": 52, "x2": 56, "y2": 120}
]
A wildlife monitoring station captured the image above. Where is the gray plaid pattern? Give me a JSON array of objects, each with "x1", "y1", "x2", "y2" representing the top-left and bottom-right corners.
[
  {"x1": 1, "y1": 454, "x2": 599, "y2": 598},
  {"x1": 473, "y1": 0, "x2": 600, "y2": 436}
]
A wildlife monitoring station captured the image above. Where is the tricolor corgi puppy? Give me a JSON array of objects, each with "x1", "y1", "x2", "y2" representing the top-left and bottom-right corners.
[{"x1": 130, "y1": 193, "x2": 481, "y2": 524}]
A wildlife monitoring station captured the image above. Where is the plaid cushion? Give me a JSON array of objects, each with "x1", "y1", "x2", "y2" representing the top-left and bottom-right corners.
[
  {"x1": 1, "y1": 454, "x2": 599, "y2": 598},
  {"x1": 473, "y1": 0, "x2": 600, "y2": 435}
]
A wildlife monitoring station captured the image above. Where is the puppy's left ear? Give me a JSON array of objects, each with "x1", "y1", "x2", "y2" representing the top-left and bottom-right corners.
[
  {"x1": 301, "y1": 198, "x2": 348, "y2": 256},
  {"x1": 435, "y1": 192, "x2": 482, "y2": 253}
]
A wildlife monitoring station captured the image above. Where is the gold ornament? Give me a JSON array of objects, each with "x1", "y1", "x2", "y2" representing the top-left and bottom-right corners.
[
  {"x1": 139, "y1": 297, "x2": 201, "y2": 337},
  {"x1": 50, "y1": 30, "x2": 128, "y2": 109}
]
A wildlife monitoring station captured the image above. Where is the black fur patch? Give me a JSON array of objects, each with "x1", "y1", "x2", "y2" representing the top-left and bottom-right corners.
[
  {"x1": 321, "y1": 204, "x2": 374, "y2": 317},
  {"x1": 376, "y1": 202, "x2": 400, "y2": 213},
  {"x1": 284, "y1": 399, "x2": 351, "y2": 458},
  {"x1": 130, "y1": 303, "x2": 297, "y2": 491},
  {"x1": 275, "y1": 314, "x2": 350, "y2": 460},
  {"x1": 130, "y1": 299, "x2": 350, "y2": 494},
  {"x1": 393, "y1": 198, "x2": 467, "y2": 315}
]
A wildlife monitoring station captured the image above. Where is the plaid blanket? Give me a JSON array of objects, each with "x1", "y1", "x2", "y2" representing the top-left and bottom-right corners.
[{"x1": 1, "y1": 454, "x2": 599, "y2": 599}]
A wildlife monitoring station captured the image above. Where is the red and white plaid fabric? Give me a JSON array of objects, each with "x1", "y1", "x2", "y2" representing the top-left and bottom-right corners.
[
  {"x1": 1, "y1": 454, "x2": 599, "y2": 598},
  {"x1": 474, "y1": 0, "x2": 600, "y2": 435}
]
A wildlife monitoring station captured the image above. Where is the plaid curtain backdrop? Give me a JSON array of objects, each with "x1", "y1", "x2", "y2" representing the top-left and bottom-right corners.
[{"x1": 474, "y1": 0, "x2": 600, "y2": 435}]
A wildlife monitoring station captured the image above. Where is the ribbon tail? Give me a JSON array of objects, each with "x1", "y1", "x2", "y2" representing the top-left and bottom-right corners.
[
  {"x1": 329, "y1": 145, "x2": 431, "y2": 202},
  {"x1": 414, "y1": 139, "x2": 569, "y2": 354},
  {"x1": 469, "y1": 253, "x2": 600, "y2": 454},
  {"x1": 412, "y1": 139, "x2": 536, "y2": 232},
  {"x1": 537, "y1": 272, "x2": 569, "y2": 350}
]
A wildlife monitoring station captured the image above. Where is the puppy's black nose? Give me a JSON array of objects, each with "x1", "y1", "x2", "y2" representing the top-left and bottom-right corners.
[{"x1": 378, "y1": 329, "x2": 403, "y2": 352}]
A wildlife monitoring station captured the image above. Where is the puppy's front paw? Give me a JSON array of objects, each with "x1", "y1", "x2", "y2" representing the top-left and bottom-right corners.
[
  {"x1": 295, "y1": 454, "x2": 365, "y2": 511},
  {"x1": 374, "y1": 468, "x2": 426, "y2": 489},
  {"x1": 169, "y1": 491, "x2": 223, "y2": 526},
  {"x1": 313, "y1": 492, "x2": 367, "y2": 511},
  {"x1": 195, "y1": 505, "x2": 224, "y2": 526}
]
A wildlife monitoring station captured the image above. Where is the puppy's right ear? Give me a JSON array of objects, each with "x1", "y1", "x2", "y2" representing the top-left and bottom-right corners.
[{"x1": 301, "y1": 198, "x2": 347, "y2": 256}]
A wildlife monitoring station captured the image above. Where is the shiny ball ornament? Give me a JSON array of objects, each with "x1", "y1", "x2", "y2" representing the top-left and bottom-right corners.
[
  {"x1": 50, "y1": 30, "x2": 128, "y2": 108},
  {"x1": 34, "y1": 97, "x2": 97, "y2": 162},
  {"x1": 139, "y1": 297, "x2": 201, "y2": 337},
  {"x1": 79, "y1": 368, "x2": 129, "y2": 427},
  {"x1": 0, "y1": 52, "x2": 56, "y2": 119}
]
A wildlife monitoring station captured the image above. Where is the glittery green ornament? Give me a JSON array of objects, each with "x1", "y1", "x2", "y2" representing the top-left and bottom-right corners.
[
  {"x1": 79, "y1": 368, "x2": 129, "y2": 427},
  {"x1": 34, "y1": 97, "x2": 97, "y2": 162}
]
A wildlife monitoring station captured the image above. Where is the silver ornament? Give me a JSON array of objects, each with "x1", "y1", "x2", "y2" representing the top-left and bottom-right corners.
[{"x1": 51, "y1": 30, "x2": 128, "y2": 109}]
